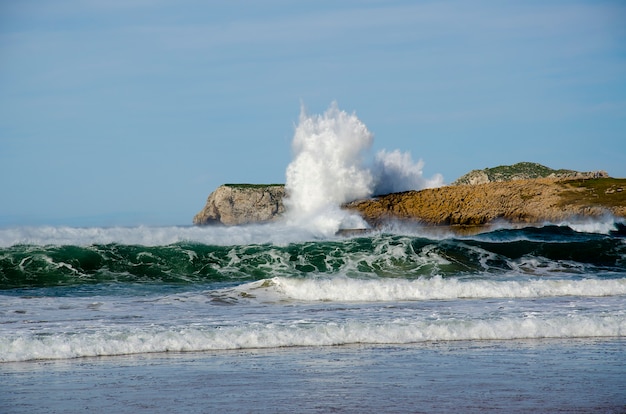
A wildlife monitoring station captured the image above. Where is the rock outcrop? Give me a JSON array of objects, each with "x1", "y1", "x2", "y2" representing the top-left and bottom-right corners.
[
  {"x1": 193, "y1": 184, "x2": 286, "y2": 226},
  {"x1": 344, "y1": 177, "x2": 626, "y2": 228},
  {"x1": 452, "y1": 162, "x2": 607, "y2": 186},
  {"x1": 193, "y1": 164, "x2": 623, "y2": 229}
]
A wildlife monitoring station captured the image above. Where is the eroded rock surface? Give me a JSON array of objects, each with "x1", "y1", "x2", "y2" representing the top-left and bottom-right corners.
[
  {"x1": 193, "y1": 164, "x2": 623, "y2": 229},
  {"x1": 344, "y1": 177, "x2": 626, "y2": 227},
  {"x1": 193, "y1": 184, "x2": 286, "y2": 226}
]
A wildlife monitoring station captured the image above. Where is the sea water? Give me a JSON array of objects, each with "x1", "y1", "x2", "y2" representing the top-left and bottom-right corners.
[
  {"x1": 0, "y1": 222, "x2": 625, "y2": 412},
  {"x1": 1, "y1": 103, "x2": 625, "y2": 411}
]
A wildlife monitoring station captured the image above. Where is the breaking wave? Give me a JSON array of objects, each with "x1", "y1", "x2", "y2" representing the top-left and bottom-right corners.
[
  {"x1": 1, "y1": 225, "x2": 624, "y2": 290},
  {"x1": 283, "y1": 102, "x2": 443, "y2": 236}
]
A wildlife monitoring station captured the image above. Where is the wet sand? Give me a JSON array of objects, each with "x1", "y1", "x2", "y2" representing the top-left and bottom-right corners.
[{"x1": 2, "y1": 338, "x2": 625, "y2": 413}]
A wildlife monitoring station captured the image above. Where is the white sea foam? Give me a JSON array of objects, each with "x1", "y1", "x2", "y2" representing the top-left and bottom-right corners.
[
  {"x1": 2, "y1": 312, "x2": 623, "y2": 362},
  {"x1": 558, "y1": 216, "x2": 625, "y2": 235},
  {"x1": 283, "y1": 102, "x2": 443, "y2": 236},
  {"x1": 0, "y1": 223, "x2": 327, "y2": 247},
  {"x1": 2, "y1": 275, "x2": 624, "y2": 362},
  {"x1": 373, "y1": 149, "x2": 444, "y2": 195},
  {"x1": 241, "y1": 276, "x2": 626, "y2": 303},
  {"x1": 283, "y1": 103, "x2": 374, "y2": 236},
  {"x1": 1, "y1": 216, "x2": 620, "y2": 248}
]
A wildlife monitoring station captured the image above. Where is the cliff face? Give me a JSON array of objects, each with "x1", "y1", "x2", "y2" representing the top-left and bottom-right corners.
[
  {"x1": 193, "y1": 164, "x2": 624, "y2": 228},
  {"x1": 193, "y1": 184, "x2": 286, "y2": 226},
  {"x1": 343, "y1": 177, "x2": 626, "y2": 227}
]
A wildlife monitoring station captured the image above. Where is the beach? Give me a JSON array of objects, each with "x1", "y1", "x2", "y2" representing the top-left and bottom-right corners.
[{"x1": 2, "y1": 339, "x2": 625, "y2": 413}]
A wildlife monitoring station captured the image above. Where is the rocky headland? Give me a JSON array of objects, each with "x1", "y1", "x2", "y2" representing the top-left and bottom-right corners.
[
  {"x1": 193, "y1": 163, "x2": 625, "y2": 230},
  {"x1": 193, "y1": 184, "x2": 285, "y2": 226},
  {"x1": 344, "y1": 177, "x2": 626, "y2": 229},
  {"x1": 452, "y1": 162, "x2": 607, "y2": 185}
]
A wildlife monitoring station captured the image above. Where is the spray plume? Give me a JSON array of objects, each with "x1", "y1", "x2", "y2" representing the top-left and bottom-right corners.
[{"x1": 284, "y1": 102, "x2": 443, "y2": 236}]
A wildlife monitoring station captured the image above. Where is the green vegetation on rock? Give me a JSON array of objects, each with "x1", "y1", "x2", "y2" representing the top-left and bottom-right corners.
[
  {"x1": 452, "y1": 162, "x2": 605, "y2": 186},
  {"x1": 223, "y1": 183, "x2": 285, "y2": 189},
  {"x1": 559, "y1": 178, "x2": 626, "y2": 208},
  {"x1": 485, "y1": 162, "x2": 576, "y2": 180}
]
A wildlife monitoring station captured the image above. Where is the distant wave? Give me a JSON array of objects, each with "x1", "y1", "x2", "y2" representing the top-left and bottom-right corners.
[
  {"x1": 1, "y1": 214, "x2": 624, "y2": 249},
  {"x1": 0, "y1": 223, "x2": 320, "y2": 248},
  {"x1": 557, "y1": 216, "x2": 626, "y2": 235}
]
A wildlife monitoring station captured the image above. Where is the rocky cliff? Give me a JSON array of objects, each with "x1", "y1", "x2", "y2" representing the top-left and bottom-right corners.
[
  {"x1": 344, "y1": 177, "x2": 626, "y2": 228},
  {"x1": 193, "y1": 184, "x2": 286, "y2": 226},
  {"x1": 193, "y1": 164, "x2": 624, "y2": 229}
]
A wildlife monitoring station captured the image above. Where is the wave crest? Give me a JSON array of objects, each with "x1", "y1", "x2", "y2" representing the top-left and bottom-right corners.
[{"x1": 236, "y1": 276, "x2": 626, "y2": 303}]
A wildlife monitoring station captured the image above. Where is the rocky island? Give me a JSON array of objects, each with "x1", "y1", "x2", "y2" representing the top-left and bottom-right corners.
[
  {"x1": 193, "y1": 163, "x2": 625, "y2": 230},
  {"x1": 345, "y1": 176, "x2": 625, "y2": 229},
  {"x1": 193, "y1": 184, "x2": 285, "y2": 226}
]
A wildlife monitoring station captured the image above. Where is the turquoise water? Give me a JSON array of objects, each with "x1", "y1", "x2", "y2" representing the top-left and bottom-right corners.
[{"x1": 1, "y1": 221, "x2": 625, "y2": 411}]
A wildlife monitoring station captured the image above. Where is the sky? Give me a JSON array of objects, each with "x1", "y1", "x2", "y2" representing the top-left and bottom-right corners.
[{"x1": 1, "y1": 0, "x2": 625, "y2": 227}]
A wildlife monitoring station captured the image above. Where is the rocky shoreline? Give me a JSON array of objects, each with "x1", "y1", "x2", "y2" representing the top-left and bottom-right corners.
[
  {"x1": 344, "y1": 177, "x2": 626, "y2": 229},
  {"x1": 193, "y1": 164, "x2": 625, "y2": 229}
]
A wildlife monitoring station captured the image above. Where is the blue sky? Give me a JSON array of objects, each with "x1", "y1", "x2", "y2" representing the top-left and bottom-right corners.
[{"x1": 1, "y1": 0, "x2": 625, "y2": 227}]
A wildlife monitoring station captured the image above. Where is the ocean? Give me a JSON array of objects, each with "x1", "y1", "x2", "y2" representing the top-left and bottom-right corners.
[
  {"x1": 1, "y1": 220, "x2": 625, "y2": 413},
  {"x1": 2, "y1": 104, "x2": 625, "y2": 412}
]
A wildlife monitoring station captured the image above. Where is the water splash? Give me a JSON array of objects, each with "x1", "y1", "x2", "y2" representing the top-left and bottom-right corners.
[
  {"x1": 284, "y1": 102, "x2": 443, "y2": 236},
  {"x1": 373, "y1": 149, "x2": 444, "y2": 195},
  {"x1": 284, "y1": 102, "x2": 374, "y2": 236}
]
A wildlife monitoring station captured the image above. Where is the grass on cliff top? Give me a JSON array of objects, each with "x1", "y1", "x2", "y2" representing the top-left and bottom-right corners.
[
  {"x1": 223, "y1": 183, "x2": 284, "y2": 189},
  {"x1": 486, "y1": 162, "x2": 576, "y2": 180},
  {"x1": 559, "y1": 178, "x2": 626, "y2": 207},
  {"x1": 453, "y1": 162, "x2": 578, "y2": 185}
]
